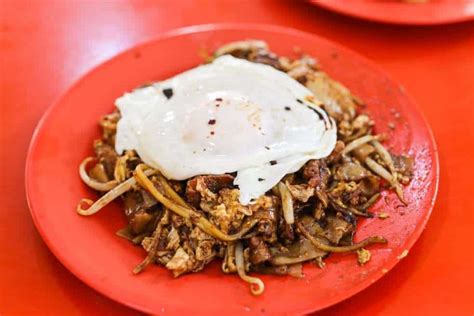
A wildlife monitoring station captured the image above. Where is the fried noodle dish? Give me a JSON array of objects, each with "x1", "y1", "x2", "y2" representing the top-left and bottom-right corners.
[{"x1": 77, "y1": 41, "x2": 413, "y2": 295}]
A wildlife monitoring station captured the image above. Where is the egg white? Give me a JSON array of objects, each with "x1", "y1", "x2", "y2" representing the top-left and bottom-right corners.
[{"x1": 115, "y1": 55, "x2": 336, "y2": 204}]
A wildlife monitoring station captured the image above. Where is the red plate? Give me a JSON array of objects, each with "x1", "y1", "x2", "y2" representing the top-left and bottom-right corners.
[
  {"x1": 310, "y1": 0, "x2": 474, "y2": 25},
  {"x1": 25, "y1": 24, "x2": 439, "y2": 315}
]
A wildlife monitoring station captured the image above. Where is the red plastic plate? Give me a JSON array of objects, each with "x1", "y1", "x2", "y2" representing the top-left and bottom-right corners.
[
  {"x1": 25, "y1": 24, "x2": 439, "y2": 315},
  {"x1": 310, "y1": 0, "x2": 474, "y2": 25}
]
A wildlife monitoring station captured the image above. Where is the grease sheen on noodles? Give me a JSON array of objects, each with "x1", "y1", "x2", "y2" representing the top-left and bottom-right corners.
[{"x1": 115, "y1": 55, "x2": 337, "y2": 204}]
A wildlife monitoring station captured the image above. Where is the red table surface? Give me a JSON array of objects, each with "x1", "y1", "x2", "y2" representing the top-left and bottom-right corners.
[{"x1": 1, "y1": 1, "x2": 473, "y2": 315}]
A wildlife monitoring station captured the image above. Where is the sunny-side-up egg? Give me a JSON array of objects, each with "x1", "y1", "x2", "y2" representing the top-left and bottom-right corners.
[{"x1": 115, "y1": 55, "x2": 337, "y2": 205}]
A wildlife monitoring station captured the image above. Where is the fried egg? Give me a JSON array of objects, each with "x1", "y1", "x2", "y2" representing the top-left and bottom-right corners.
[{"x1": 115, "y1": 55, "x2": 337, "y2": 204}]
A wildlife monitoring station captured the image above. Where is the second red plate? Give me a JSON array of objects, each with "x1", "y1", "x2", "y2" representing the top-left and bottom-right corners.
[{"x1": 311, "y1": 0, "x2": 474, "y2": 25}]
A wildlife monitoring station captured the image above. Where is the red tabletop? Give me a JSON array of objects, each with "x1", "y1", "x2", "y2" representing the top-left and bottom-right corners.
[{"x1": 1, "y1": 1, "x2": 473, "y2": 315}]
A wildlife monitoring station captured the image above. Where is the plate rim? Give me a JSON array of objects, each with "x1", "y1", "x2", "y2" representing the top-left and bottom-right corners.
[
  {"x1": 310, "y1": 0, "x2": 474, "y2": 25},
  {"x1": 25, "y1": 22, "x2": 440, "y2": 314}
]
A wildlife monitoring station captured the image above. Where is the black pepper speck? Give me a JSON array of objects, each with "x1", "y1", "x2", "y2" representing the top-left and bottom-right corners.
[
  {"x1": 306, "y1": 105, "x2": 324, "y2": 121},
  {"x1": 162, "y1": 88, "x2": 173, "y2": 99}
]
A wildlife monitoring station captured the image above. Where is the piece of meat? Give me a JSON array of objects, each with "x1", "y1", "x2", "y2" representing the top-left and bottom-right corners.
[
  {"x1": 302, "y1": 159, "x2": 331, "y2": 208},
  {"x1": 325, "y1": 140, "x2": 345, "y2": 165},
  {"x1": 249, "y1": 236, "x2": 272, "y2": 265},
  {"x1": 185, "y1": 174, "x2": 235, "y2": 206},
  {"x1": 93, "y1": 141, "x2": 118, "y2": 179},
  {"x1": 302, "y1": 159, "x2": 330, "y2": 190},
  {"x1": 185, "y1": 179, "x2": 204, "y2": 206}
]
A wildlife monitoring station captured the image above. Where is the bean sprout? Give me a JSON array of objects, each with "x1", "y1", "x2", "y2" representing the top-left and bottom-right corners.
[
  {"x1": 235, "y1": 242, "x2": 264, "y2": 296},
  {"x1": 77, "y1": 168, "x2": 156, "y2": 216},
  {"x1": 79, "y1": 157, "x2": 118, "y2": 191},
  {"x1": 278, "y1": 182, "x2": 294, "y2": 224}
]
